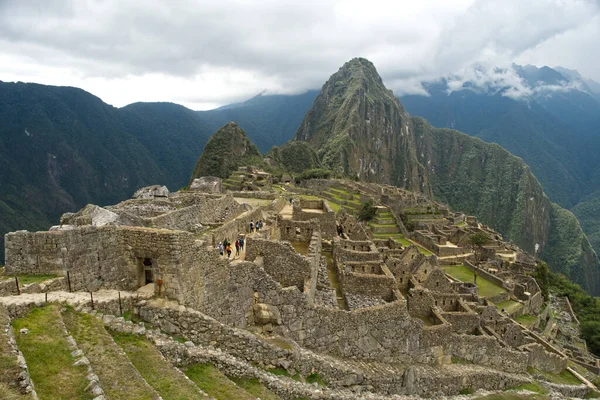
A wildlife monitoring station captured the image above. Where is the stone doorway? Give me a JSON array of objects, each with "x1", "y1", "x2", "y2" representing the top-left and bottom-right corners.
[{"x1": 138, "y1": 257, "x2": 155, "y2": 288}]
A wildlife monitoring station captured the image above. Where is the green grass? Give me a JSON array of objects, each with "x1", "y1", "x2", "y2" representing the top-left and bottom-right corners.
[
  {"x1": 265, "y1": 367, "x2": 301, "y2": 381},
  {"x1": 229, "y1": 377, "x2": 280, "y2": 400},
  {"x1": 7, "y1": 274, "x2": 61, "y2": 286},
  {"x1": 327, "y1": 201, "x2": 341, "y2": 213},
  {"x1": 306, "y1": 372, "x2": 327, "y2": 386},
  {"x1": 110, "y1": 330, "x2": 204, "y2": 399},
  {"x1": 0, "y1": 308, "x2": 28, "y2": 400},
  {"x1": 183, "y1": 363, "x2": 256, "y2": 400},
  {"x1": 299, "y1": 195, "x2": 321, "y2": 200},
  {"x1": 12, "y1": 305, "x2": 93, "y2": 400},
  {"x1": 507, "y1": 381, "x2": 548, "y2": 394},
  {"x1": 514, "y1": 314, "x2": 538, "y2": 327},
  {"x1": 495, "y1": 300, "x2": 524, "y2": 315},
  {"x1": 441, "y1": 265, "x2": 506, "y2": 298},
  {"x1": 62, "y1": 310, "x2": 155, "y2": 400},
  {"x1": 475, "y1": 392, "x2": 550, "y2": 400},
  {"x1": 528, "y1": 367, "x2": 581, "y2": 385},
  {"x1": 451, "y1": 356, "x2": 473, "y2": 364}
]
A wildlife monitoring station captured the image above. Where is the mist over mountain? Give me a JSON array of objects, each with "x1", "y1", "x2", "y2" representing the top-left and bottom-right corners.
[{"x1": 400, "y1": 64, "x2": 600, "y2": 258}]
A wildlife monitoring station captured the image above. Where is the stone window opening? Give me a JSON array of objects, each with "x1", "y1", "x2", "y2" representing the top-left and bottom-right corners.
[{"x1": 138, "y1": 257, "x2": 156, "y2": 288}]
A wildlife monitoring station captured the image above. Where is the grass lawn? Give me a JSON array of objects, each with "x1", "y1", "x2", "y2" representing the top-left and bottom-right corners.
[
  {"x1": 528, "y1": 367, "x2": 581, "y2": 385},
  {"x1": 63, "y1": 310, "x2": 155, "y2": 400},
  {"x1": 229, "y1": 377, "x2": 280, "y2": 400},
  {"x1": 7, "y1": 274, "x2": 61, "y2": 286},
  {"x1": 441, "y1": 265, "x2": 506, "y2": 298},
  {"x1": 299, "y1": 195, "x2": 321, "y2": 200},
  {"x1": 183, "y1": 363, "x2": 256, "y2": 400},
  {"x1": 12, "y1": 305, "x2": 93, "y2": 400},
  {"x1": 326, "y1": 200, "x2": 341, "y2": 213},
  {"x1": 111, "y1": 331, "x2": 205, "y2": 399},
  {"x1": 514, "y1": 314, "x2": 538, "y2": 328},
  {"x1": 495, "y1": 300, "x2": 524, "y2": 315}
]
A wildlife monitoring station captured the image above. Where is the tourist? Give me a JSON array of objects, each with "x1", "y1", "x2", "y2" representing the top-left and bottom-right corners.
[
  {"x1": 240, "y1": 236, "x2": 245, "y2": 250},
  {"x1": 217, "y1": 242, "x2": 223, "y2": 256},
  {"x1": 289, "y1": 197, "x2": 293, "y2": 205},
  {"x1": 223, "y1": 238, "x2": 229, "y2": 249},
  {"x1": 250, "y1": 220, "x2": 254, "y2": 233},
  {"x1": 226, "y1": 243, "x2": 232, "y2": 258},
  {"x1": 235, "y1": 239, "x2": 240, "y2": 256}
]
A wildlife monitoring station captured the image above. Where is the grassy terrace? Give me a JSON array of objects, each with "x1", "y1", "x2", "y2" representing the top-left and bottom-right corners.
[
  {"x1": 12, "y1": 305, "x2": 93, "y2": 400},
  {"x1": 63, "y1": 310, "x2": 156, "y2": 400},
  {"x1": 111, "y1": 331, "x2": 205, "y2": 399},
  {"x1": 184, "y1": 363, "x2": 260, "y2": 400},
  {"x1": 0, "y1": 307, "x2": 28, "y2": 400},
  {"x1": 0, "y1": 274, "x2": 60, "y2": 286},
  {"x1": 230, "y1": 377, "x2": 281, "y2": 400},
  {"x1": 495, "y1": 299, "x2": 524, "y2": 315},
  {"x1": 514, "y1": 314, "x2": 538, "y2": 328},
  {"x1": 441, "y1": 265, "x2": 506, "y2": 298}
]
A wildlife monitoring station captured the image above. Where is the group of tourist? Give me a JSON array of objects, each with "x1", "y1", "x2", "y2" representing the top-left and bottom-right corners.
[
  {"x1": 217, "y1": 236, "x2": 245, "y2": 258},
  {"x1": 249, "y1": 219, "x2": 264, "y2": 233}
]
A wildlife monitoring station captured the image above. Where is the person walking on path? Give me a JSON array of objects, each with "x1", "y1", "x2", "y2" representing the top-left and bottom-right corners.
[
  {"x1": 235, "y1": 239, "x2": 240, "y2": 256},
  {"x1": 223, "y1": 238, "x2": 230, "y2": 250},
  {"x1": 249, "y1": 220, "x2": 254, "y2": 233},
  {"x1": 226, "y1": 243, "x2": 232, "y2": 258},
  {"x1": 240, "y1": 236, "x2": 245, "y2": 250},
  {"x1": 217, "y1": 242, "x2": 223, "y2": 256}
]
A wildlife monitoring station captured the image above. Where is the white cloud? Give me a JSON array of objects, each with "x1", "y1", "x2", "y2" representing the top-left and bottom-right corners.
[{"x1": 0, "y1": 0, "x2": 598, "y2": 108}]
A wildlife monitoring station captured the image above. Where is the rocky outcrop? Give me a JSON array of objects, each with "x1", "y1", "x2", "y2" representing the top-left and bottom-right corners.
[
  {"x1": 133, "y1": 185, "x2": 170, "y2": 199},
  {"x1": 190, "y1": 176, "x2": 222, "y2": 193}
]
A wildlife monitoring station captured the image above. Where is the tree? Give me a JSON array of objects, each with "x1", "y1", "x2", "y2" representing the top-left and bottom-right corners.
[{"x1": 358, "y1": 201, "x2": 377, "y2": 222}]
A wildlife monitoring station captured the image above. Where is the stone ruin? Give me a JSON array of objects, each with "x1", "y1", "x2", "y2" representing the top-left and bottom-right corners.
[{"x1": 2, "y1": 177, "x2": 598, "y2": 398}]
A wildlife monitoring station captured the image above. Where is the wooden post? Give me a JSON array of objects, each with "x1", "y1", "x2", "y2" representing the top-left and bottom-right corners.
[
  {"x1": 90, "y1": 291, "x2": 94, "y2": 310},
  {"x1": 45, "y1": 292, "x2": 48, "y2": 304},
  {"x1": 118, "y1": 291, "x2": 122, "y2": 316},
  {"x1": 15, "y1": 277, "x2": 20, "y2": 295},
  {"x1": 67, "y1": 271, "x2": 72, "y2": 292}
]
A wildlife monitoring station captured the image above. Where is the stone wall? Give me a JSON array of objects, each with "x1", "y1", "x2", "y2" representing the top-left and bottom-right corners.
[
  {"x1": 0, "y1": 279, "x2": 19, "y2": 296},
  {"x1": 5, "y1": 226, "x2": 198, "y2": 299},
  {"x1": 465, "y1": 261, "x2": 508, "y2": 290},
  {"x1": 211, "y1": 207, "x2": 263, "y2": 246},
  {"x1": 523, "y1": 343, "x2": 568, "y2": 374},
  {"x1": 293, "y1": 199, "x2": 336, "y2": 238},
  {"x1": 246, "y1": 238, "x2": 313, "y2": 290},
  {"x1": 279, "y1": 219, "x2": 318, "y2": 243},
  {"x1": 341, "y1": 265, "x2": 396, "y2": 300}
]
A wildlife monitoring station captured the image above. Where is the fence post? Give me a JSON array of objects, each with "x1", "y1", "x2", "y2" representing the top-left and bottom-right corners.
[
  {"x1": 67, "y1": 271, "x2": 72, "y2": 293},
  {"x1": 118, "y1": 291, "x2": 122, "y2": 316},
  {"x1": 90, "y1": 291, "x2": 94, "y2": 310},
  {"x1": 15, "y1": 277, "x2": 20, "y2": 295}
]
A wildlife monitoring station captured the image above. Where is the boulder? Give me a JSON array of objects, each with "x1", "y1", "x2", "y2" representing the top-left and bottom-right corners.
[
  {"x1": 133, "y1": 185, "x2": 170, "y2": 199},
  {"x1": 190, "y1": 176, "x2": 222, "y2": 193},
  {"x1": 61, "y1": 204, "x2": 119, "y2": 227},
  {"x1": 253, "y1": 303, "x2": 282, "y2": 325}
]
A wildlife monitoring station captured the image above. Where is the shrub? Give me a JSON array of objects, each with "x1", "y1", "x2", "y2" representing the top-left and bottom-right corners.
[{"x1": 358, "y1": 201, "x2": 377, "y2": 221}]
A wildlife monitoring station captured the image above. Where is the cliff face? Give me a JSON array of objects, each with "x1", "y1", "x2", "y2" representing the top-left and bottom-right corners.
[
  {"x1": 190, "y1": 122, "x2": 262, "y2": 181},
  {"x1": 294, "y1": 58, "x2": 429, "y2": 194},
  {"x1": 294, "y1": 58, "x2": 600, "y2": 294}
]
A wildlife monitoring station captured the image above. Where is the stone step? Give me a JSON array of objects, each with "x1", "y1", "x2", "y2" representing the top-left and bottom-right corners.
[
  {"x1": 370, "y1": 225, "x2": 400, "y2": 234},
  {"x1": 62, "y1": 309, "x2": 161, "y2": 400}
]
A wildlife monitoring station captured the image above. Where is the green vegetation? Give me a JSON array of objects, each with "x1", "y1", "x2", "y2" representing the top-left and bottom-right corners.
[
  {"x1": 528, "y1": 367, "x2": 581, "y2": 385},
  {"x1": 229, "y1": 377, "x2": 280, "y2": 400},
  {"x1": 110, "y1": 330, "x2": 204, "y2": 399},
  {"x1": 264, "y1": 367, "x2": 301, "y2": 381},
  {"x1": 469, "y1": 232, "x2": 491, "y2": 247},
  {"x1": 507, "y1": 381, "x2": 547, "y2": 394},
  {"x1": 474, "y1": 394, "x2": 550, "y2": 400},
  {"x1": 495, "y1": 300, "x2": 524, "y2": 315},
  {"x1": 295, "y1": 168, "x2": 333, "y2": 181},
  {"x1": 533, "y1": 262, "x2": 600, "y2": 356},
  {"x1": 451, "y1": 356, "x2": 472, "y2": 364},
  {"x1": 190, "y1": 122, "x2": 263, "y2": 181},
  {"x1": 62, "y1": 310, "x2": 155, "y2": 400},
  {"x1": 442, "y1": 265, "x2": 506, "y2": 298},
  {"x1": 12, "y1": 305, "x2": 93, "y2": 400},
  {"x1": 183, "y1": 363, "x2": 256, "y2": 400},
  {"x1": 305, "y1": 372, "x2": 326, "y2": 386},
  {"x1": 267, "y1": 141, "x2": 321, "y2": 174},
  {"x1": 358, "y1": 201, "x2": 377, "y2": 221},
  {"x1": 0, "y1": 307, "x2": 28, "y2": 400},
  {"x1": 459, "y1": 387, "x2": 475, "y2": 395},
  {"x1": 9, "y1": 274, "x2": 60, "y2": 286},
  {"x1": 514, "y1": 314, "x2": 538, "y2": 327}
]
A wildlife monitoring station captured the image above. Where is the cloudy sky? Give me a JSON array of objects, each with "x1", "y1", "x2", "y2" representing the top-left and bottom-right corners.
[{"x1": 1, "y1": 0, "x2": 599, "y2": 110}]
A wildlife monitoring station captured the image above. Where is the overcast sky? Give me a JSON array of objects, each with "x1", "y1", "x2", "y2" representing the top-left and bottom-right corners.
[{"x1": 1, "y1": 0, "x2": 599, "y2": 110}]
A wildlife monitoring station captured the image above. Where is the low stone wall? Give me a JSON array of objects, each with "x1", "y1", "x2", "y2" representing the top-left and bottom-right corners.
[
  {"x1": 0, "y1": 279, "x2": 19, "y2": 296},
  {"x1": 341, "y1": 267, "x2": 395, "y2": 300},
  {"x1": 211, "y1": 207, "x2": 263, "y2": 246},
  {"x1": 279, "y1": 219, "x2": 319, "y2": 243},
  {"x1": 334, "y1": 247, "x2": 381, "y2": 263},
  {"x1": 523, "y1": 343, "x2": 568, "y2": 374},
  {"x1": 443, "y1": 334, "x2": 529, "y2": 373},
  {"x1": 229, "y1": 191, "x2": 277, "y2": 200},
  {"x1": 293, "y1": 200, "x2": 336, "y2": 238},
  {"x1": 149, "y1": 201, "x2": 243, "y2": 233},
  {"x1": 246, "y1": 238, "x2": 313, "y2": 290},
  {"x1": 465, "y1": 261, "x2": 508, "y2": 290}
]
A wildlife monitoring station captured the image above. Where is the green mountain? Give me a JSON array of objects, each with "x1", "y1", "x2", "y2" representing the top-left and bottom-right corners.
[
  {"x1": 190, "y1": 122, "x2": 262, "y2": 180},
  {"x1": 294, "y1": 58, "x2": 600, "y2": 294},
  {"x1": 400, "y1": 65, "x2": 600, "y2": 261},
  {"x1": 294, "y1": 58, "x2": 428, "y2": 195},
  {"x1": 0, "y1": 83, "x2": 315, "y2": 262}
]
